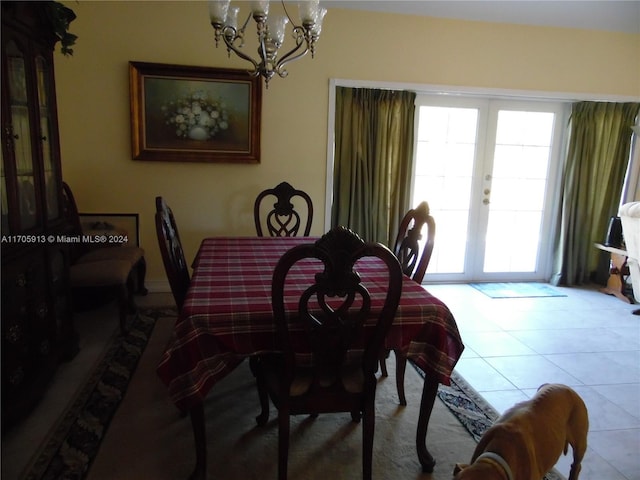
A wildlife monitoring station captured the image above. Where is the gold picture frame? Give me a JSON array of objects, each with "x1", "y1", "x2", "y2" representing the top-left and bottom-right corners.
[{"x1": 129, "y1": 62, "x2": 261, "y2": 163}]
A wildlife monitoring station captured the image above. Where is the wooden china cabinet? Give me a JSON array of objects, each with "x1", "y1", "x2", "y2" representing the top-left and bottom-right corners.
[{"x1": 1, "y1": 1, "x2": 78, "y2": 430}]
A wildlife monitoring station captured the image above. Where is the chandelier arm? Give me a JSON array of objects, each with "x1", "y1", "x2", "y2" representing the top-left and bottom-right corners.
[
  {"x1": 256, "y1": 33, "x2": 271, "y2": 74},
  {"x1": 275, "y1": 45, "x2": 309, "y2": 77},
  {"x1": 273, "y1": 30, "x2": 310, "y2": 77},
  {"x1": 221, "y1": 28, "x2": 261, "y2": 75}
]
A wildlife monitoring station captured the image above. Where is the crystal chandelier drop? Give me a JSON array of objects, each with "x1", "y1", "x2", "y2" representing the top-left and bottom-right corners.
[{"x1": 209, "y1": 0, "x2": 327, "y2": 87}]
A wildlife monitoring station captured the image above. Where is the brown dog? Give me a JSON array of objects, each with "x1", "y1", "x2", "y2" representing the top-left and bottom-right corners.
[{"x1": 453, "y1": 383, "x2": 588, "y2": 480}]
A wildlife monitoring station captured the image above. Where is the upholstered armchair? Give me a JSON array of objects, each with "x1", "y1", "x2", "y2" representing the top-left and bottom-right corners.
[{"x1": 619, "y1": 201, "x2": 640, "y2": 311}]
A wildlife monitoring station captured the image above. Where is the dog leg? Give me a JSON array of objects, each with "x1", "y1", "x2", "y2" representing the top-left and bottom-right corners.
[
  {"x1": 568, "y1": 396, "x2": 589, "y2": 480},
  {"x1": 568, "y1": 456, "x2": 583, "y2": 480},
  {"x1": 567, "y1": 435, "x2": 587, "y2": 480},
  {"x1": 567, "y1": 426, "x2": 588, "y2": 479}
]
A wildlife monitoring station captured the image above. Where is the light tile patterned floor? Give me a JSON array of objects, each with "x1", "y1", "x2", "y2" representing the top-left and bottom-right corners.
[{"x1": 425, "y1": 283, "x2": 640, "y2": 480}]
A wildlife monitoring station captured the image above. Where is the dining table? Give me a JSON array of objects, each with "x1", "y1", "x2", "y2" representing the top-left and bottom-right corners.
[{"x1": 157, "y1": 235, "x2": 465, "y2": 479}]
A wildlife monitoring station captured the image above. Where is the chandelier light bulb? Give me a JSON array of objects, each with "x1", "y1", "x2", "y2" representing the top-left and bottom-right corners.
[
  {"x1": 208, "y1": 0, "x2": 229, "y2": 24},
  {"x1": 298, "y1": 0, "x2": 320, "y2": 25},
  {"x1": 250, "y1": 0, "x2": 270, "y2": 16},
  {"x1": 208, "y1": 0, "x2": 326, "y2": 87},
  {"x1": 226, "y1": 6, "x2": 240, "y2": 32},
  {"x1": 267, "y1": 15, "x2": 288, "y2": 46}
]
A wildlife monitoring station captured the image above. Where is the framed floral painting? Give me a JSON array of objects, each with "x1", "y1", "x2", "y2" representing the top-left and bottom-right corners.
[{"x1": 129, "y1": 62, "x2": 261, "y2": 163}]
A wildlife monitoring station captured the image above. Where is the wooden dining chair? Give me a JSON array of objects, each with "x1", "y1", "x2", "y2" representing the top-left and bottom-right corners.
[
  {"x1": 63, "y1": 182, "x2": 147, "y2": 333},
  {"x1": 380, "y1": 201, "x2": 436, "y2": 405},
  {"x1": 155, "y1": 196, "x2": 190, "y2": 310},
  {"x1": 253, "y1": 181, "x2": 313, "y2": 237},
  {"x1": 253, "y1": 226, "x2": 403, "y2": 480}
]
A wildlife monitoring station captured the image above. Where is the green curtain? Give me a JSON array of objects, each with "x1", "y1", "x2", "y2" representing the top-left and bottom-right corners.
[
  {"x1": 332, "y1": 87, "x2": 416, "y2": 246},
  {"x1": 551, "y1": 102, "x2": 640, "y2": 286}
]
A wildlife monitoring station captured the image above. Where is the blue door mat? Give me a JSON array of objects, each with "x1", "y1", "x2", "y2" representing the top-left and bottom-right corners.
[{"x1": 470, "y1": 282, "x2": 567, "y2": 298}]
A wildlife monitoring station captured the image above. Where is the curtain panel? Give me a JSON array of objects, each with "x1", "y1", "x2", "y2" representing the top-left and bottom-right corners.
[
  {"x1": 552, "y1": 101, "x2": 640, "y2": 286},
  {"x1": 332, "y1": 87, "x2": 416, "y2": 246}
]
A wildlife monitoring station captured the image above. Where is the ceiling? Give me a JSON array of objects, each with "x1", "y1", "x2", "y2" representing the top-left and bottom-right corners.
[{"x1": 322, "y1": 1, "x2": 640, "y2": 33}]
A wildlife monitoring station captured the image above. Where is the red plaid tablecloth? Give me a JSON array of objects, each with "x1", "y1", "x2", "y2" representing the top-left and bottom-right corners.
[{"x1": 157, "y1": 236, "x2": 464, "y2": 410}]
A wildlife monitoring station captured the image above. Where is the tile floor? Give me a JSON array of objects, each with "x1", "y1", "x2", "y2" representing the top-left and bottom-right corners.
[{"x1": 425, "y1": 283, "x2": 640, "y2": 480}]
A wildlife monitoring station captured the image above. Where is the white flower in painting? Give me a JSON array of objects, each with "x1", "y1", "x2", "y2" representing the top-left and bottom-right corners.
[
  {"x1": 198, "y1": 111, "x2": 212, "y2": 126},
  {"x1": 162, "y1": 91, "x2": 230, "y2": 140}
]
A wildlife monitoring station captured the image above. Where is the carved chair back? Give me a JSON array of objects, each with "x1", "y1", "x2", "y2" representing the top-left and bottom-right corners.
[
  {"x1": 393, "y1": 201, "x2": 436, "y2": 284},
  {"x1": 254, "y1": 181, "x2": 313, "y2": 237}
]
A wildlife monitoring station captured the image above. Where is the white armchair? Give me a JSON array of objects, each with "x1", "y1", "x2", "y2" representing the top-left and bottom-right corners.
[{"x1": 619, "y1": 201, "x2": 640, "y2": 307}]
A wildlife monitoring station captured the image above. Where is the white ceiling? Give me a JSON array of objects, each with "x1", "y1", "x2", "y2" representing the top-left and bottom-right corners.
[{"x1": 322, "y1": 1, "x2": 640, "y2": 33}]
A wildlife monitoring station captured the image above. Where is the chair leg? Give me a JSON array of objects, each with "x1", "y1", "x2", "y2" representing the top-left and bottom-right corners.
[
  {"x1": 116, "y1": 284, "x2": 129, "y2": 334},
  {"x1": 362, "y1": 400, "x2": 375, "y2": 480},
  {"x1": 116, "y1": 275, "x2": 137, "y2": 335},
  {"x1": 278, "y1": 406, "x2": 290, "y2": 480},
  {"x1": 395, "y1": 349, "x2": 408, "y2": 406},
  {"x1": 416, "y1": 376, "x2": 438, "y2": 473},
  {"x1": 249, "y1": 357, "x2": 270, "y2": 426},
  {"x1": 135, "y1": 257, "x2": 148, "y2": 295},
  {"x1": 126, "y1": 273, "x2": 137, "y2": 314},
  {"x1": 188, "y1": 403, "x2": 207, "y2": 480},
  {"x1": 379, "y1": 349, "x2": 390, "y2": 377}
]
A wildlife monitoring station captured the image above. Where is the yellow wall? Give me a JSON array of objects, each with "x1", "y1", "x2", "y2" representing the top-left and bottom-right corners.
[{"x1": 54, "y1": 1, "x2": 640, "y2": 289}]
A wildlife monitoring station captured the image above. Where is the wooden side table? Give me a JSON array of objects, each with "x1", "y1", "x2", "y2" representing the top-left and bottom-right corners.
[{"x1": 594, "y1": 243, "x2": 632, "y2": 303}]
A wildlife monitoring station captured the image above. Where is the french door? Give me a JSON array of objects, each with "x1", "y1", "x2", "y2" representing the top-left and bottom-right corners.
[{"x1": 411, "y1": 96, "x2": 568, "y2": 283}]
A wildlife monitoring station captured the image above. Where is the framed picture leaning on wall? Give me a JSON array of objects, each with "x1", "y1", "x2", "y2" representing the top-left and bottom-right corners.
[{"x1": 78, "y1": 213, "x2": 139, "y2": 247}]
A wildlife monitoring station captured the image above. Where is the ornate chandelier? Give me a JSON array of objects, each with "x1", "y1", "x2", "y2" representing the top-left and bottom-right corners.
[{"x1": 209, "y1": 0, "x2": 326, "y2": 87}]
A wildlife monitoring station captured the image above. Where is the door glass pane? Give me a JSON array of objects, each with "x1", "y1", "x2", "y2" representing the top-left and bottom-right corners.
[
  {"x1": 36, "y1": 56, "x2": 59, "y2": 220},
  {"x1": 6, "y1": 40, "x2": 37, "y2": 230},
  {"x1": 483, "y1": 110, "x2": 555, "y2": 273},
  {"x1": 412, "y1": 106, "x2": 479, "y2": 274}
]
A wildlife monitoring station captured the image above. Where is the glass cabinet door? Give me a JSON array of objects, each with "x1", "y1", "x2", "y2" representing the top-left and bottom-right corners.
[
  {"x1": 5, "y1": 39, "x2": 37, "y2": 230},
  {"x1": 1, "y1": 147, "x2": 8, "y2": 232},
  {"x1": 36, "y1": 55, "x2": 59, "y2": 221}
]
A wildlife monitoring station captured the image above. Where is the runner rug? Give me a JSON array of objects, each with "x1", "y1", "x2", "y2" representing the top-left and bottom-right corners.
[{"x1": 18, "y1": 307, "x2": 173, "y2": 480}]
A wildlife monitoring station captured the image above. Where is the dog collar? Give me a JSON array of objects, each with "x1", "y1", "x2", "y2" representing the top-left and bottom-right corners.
[{"x1": 476, "y1": 452, "x2": 514, "y2": 480}]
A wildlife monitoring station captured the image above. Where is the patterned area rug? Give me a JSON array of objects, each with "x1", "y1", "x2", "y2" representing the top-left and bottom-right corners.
[
  {"x1": 21, "y1": 307, "x2": 175, "y2": 480},
  {"x1": 470, "y1": 282, "x2": 567, "y2": 298},
  {"x1": 427, "y1": 367, "x2": 566, "y2": 480}
]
